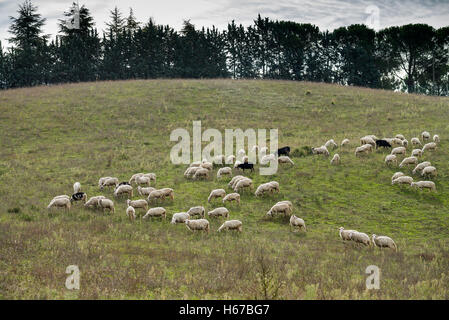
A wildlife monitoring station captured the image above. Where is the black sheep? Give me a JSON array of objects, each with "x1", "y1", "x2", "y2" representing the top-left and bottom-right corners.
[
  {"x1": 277, "y1": 146, "x2": 291, "y2": 156},
  {"x1": 376, "y1": 139, "x2": 392, "y2": 149},
  {"x1": 71, "y1": 192, "x2": 87, "y2": 203},
  {"x1": 236, "y1": 162, "x2": 254, "y2": 172}
]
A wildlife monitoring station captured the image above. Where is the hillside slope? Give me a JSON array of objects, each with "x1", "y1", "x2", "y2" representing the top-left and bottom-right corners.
[{"x1": 1, "y1": 79, "x2": 449, "y2": 299}]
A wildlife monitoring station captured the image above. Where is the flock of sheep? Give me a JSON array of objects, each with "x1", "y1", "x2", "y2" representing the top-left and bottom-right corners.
[{"x1": 46, "y1": 131, "x2": 440, "y2": 250}]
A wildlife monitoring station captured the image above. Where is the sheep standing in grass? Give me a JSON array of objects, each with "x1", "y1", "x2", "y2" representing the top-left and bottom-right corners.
[
  {"x1": 73, "y1": 182, "x2": 81, "y2": 194},
  {"x1": 331, "y1": 154, "x2": 340, "y2": 165},
  {"x1": 312, "y1": 146, "x2": 330, "y2": 156},
  {"x1": 100, "y1": 177, "x2": 119, "y2": 190},
  {"x1": 208, "y1": 189, "x2": 226, "y2": 203},
  {"x1": 341, "y1": 139, "x2": 350, "y2": 147},
  {"x1": 98, "y1": 198, "x2": 114, "y2": 213},
  {"x1": 433, "y1": 135, "x2": 440, "y2": 143},
  {"x1": 325, "y1": 139, "x2": 338, "y2": 150},
  {"x1": 355, "y1": 145, "x2": 370, "y2": 157},
  {"x1": 360, "y1": 136, "x2": 376, "y2": 147},
  {"x1": 217, "y1": 167, "x2": 232, "y2": 179},
  {"x1": 234, "y1": 178, "x2": 253, "y2": 193},
  {"x1": 411, "y1": 138, "x2": 422, "y2": 146},
  {"x1": 411, "y1": 181, "x2": 436, "y2": 192},
  {"x1": 147, "y1": 189, "x2": 166, "y2": 202},
  {"x1": 391, "y1": 172, "x2": 404, "y2": 182},
  {"x1": 99, "y1": 177, "x2": 112, "y2": 188},
  {"x1": 135, "y1": 175, "x2": 151, "y2": 187},
  {"x1": 267, "y1": 202, "x2": 292, "y2": 217},
  {"x1": 421, "y1": 166, "x2": 437, "y2": 178},
  {"x1": 47, "y1": 197, "x2": 71, "y2": 210},
  {"x1": 142, "y1": 173, "x2": 157, "y2": 183},
  {"x1": 193, "y1": 168, "x2": 210, "y2": 180},
  {"x1": 185, "y1": 219, "x2": 210, "y2": 233},
  {"x1": 143, "y1": 207, "x2": 166, "y2": 219},
  {"x1": 218, "y1": 220, "x2": 242, "y2": 232},
  {"x1": 402, "y1": 139, "x2": 408, "y2": 148},
  {"x1": 223, "y1": 193, "x2": 241, "y2": 205},
  {"x1": 276, "y1": 200, "x2": 292, "y2": 210},
  {"x1": 392, "y1": 176, "x2": 413, "y2": 186},
  {"x1": 171, "y1": 212, "x2": 190, "y2": 224},
  {"x1": 399, "y1": 156, "x2": 418, "y2": 168},
  {"x1": 127, "y1": 199, "x2": 148, "y2": 211},
  {"x1": 129, "y1": 173, "x2": 144, "y2": 185},
  {"x1": 229, "y1": 175, "x2": 244, "y2": 188},
  {"x1": 137, "y1": 186, "x2": 156, "y2": 197},
  {"x1": 260, "y1": 153, "x2": 276, "y2": 165},
  {"x1": 385, "y1": 154, "x2": 397, "y2": 166},
  {"x1": 348, "y1": 231, "x2": 371, "y2": 246},
  {"x1": 184, "y1": 167, "x2": 200, "y2": 178},
  {"x1": 422, "y1": 142, "x2": 437, "y2": 153},
  {"x1": 411, "y1": 149, "x2": 422, "y2": 158},
  {"x1": 208, "y1": 207, "x2": 229, "y2": 218},
  {"x1": 114, "y1": 184, "x2": 133, "y2": 198},
  {"x1": 268, "y1": 181, "x2": 280, "y2": 193},
  {"x1": 187, "y1": 206, "x2": 205, "y2": 218},
  {"x1": 412, "y1": 162, "x2": 431, "y2": 175},
  {"x1": 84, "y1": 195, "x2": 106, "y2": 208},
  {"x1": 71, "y1": 192, "x2": 87, "y2": 204},
  {"x1": 372, "y1": 234, "x2": 397, "y2": 251},
  {"x1": 395, "y1": 134, "x2": 405, "y2": 141},
  {"x1": 339, "y1": 227, "x2": 357, "y2": 241},
  {"x1": 290, "y1": 215, "x2": 306, "y2": 232},
  {"x1": 278, "y1": 156, "x2": 294, "y2": 165},
  {"x1": 391, "y1": 147, "x2": 406, "y2": 156},
  {"x1": 200, "y1": 161, "x2": 213, "y2": 171},
  {"x1": 126, "y1": 206, "x2": 136, "y2": 221},
  {"x1": 422, "y1": 131, "x2": 431, "y2": 141}
]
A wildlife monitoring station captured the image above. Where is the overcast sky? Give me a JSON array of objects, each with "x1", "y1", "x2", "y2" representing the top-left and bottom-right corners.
[{"x1": 1, "y1": 0, "x2": 449, "y2": 47}]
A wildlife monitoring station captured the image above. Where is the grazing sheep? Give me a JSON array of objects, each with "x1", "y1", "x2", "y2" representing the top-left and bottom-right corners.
[
  {"x1": 159, "y1": 188, "x2": 174, "y2": 200},
  {"x1": 184, "y1": 166, "x2": 200, "y2": 178},
  {"x1": 73, "y1": 182, "x2": 81, "y2": 194},
  {"x1": 126, "y1": 206, "x2": 136, "y2": 221},
  {"x1": 217, "y1": 167, "x2": 232, "y2": 179},
  {"x1": 200, "y1": 162, "x2": 213, "y2": 171},
  {"x1": 421, "y1": 166, "x2": 437, "y2": 178},
  {"x1": 412, "y1": 162, "x2": 431, "y2": 175},
  {"x1": 171, "y1": 212, "x2": 190, "y2": 224},
  {"x1": 98, "y1": 177, "x2": 112, "y2": 188},
  {"x1": 411, "y1": 138, "x2": 422, "y2": 146},
  {"x1": 391, "y1": 172, "x2": 405, "y2": 182},
  {"x1": 229, "y1": 175, "x2": 244, "y2": 188},
  {"x1": 391, "y1": 138, "x2": 404, "y2": 146},
  {"x1": 129, "y1": 173, "x2": 144, "y2": 185},
  {"x1": 422, "y1": 131, "x2": 431, "y2": 141},
  {"x1": 278, "y1": 156, "x2": 294, "y2": 165},
  {"x1": 276, "y1": 200, "x2": 292, "y2": 210},
  {"x1": 433, "y1": 135, "x2": 440, "y2": 143},
  {"x1": 70, "y1": 192, "x2": 87, "y2": 203},
  {"x1": 355, "y1": 145, "x2": 371, "y2": 156},
  {"x1": 331, "y1": 154, "x2": 340, "y2": 165},
  {"x1": 422, "y1": 142, "x2": 437, "y2": 153},
  {"x1": 341, "y1": 139, "x2": 350, "y2": 147},
  {"x1": 189, "y1": 161, "x2": 202, "y2": 168},
  {"x1": 312, "y1": 146, "x2": 330, "y2": 156},
  {"x1": 395, "y1": 134, "x2": 405, "y2": 141},
  {"x1": 208, "y1": 207, "x2": 229, "y2": 218},
  {"x1": 223, "y1": 193, "x2": 241, "y2": 205},
  {"x1": 135, "y1": 175, "x2": 151, "y2": 186},
  {"x1": 208, "y1": 189, "x2": 226, "y2": 202},
  {"x1": 260, "y1": 153, "x2": 276, "y2": 165},
  {"x1": 126, "y1": 199, "x2": 148, "y2": 211},
  {"x1": 277, "y1": 146, "x2": 291, "y2": 156},
  {"x1": 402, "y1": 139, "x2": 408, "y2": 148},
  {"x1": 236, "y1": 162, "x2": 254, "y2": 172},
  {"x1": 255, "y1": 183, "x2": 273, "y2": 197},
  {"x1": 84, "y1": 195, "x2": 106, "y2": 208},
  {"x1": 147, "y1": 189, "x2": 166, "y2": 202},
  {"x1": 391, "y1": 147, "x2": 406, "y2": 156},
  {"x1": 187, "y1": 206, "x2": 205, "y2": 218},
  {"x1": 267, "y1": 202, "x2": 292, "y2": 217},
  {"x1": 143, "y1": 207, "x2": 166, "y2": 219},
  {"x1": 399, "y1": 156, "x2": 418, "y2": 168},
  {"x1": 218, "y1": 220, "x2": 242, "y2": 232},
  {"x1": 137, "y1": 186, "x2": 156, "y2": 197},
  {"x1": 114, "y1": 184, "x2": 133, "y2": 198},
  {"x1": 339, "y1": 227, "x2": 357, "y2": 241},
  {"x1": 392, "y1": 176, "x2": 413, "y2": 186},
  {"x1": 411, "y1": 149, "x2": 423, "y2": 158},
  {"x1": 47, "y1": 197, "x2": 71, "y2": 210},
  {"x1": 360, "y1": 136, "x2": 376, "y2": 147},
  {"x1": 185, "y1": 219, "x2": 210, "y2": 233},
  {"x1": 376, "y1": 139, "x2": 392, "y2": 149},
  {"x1": 234, "y1": 178, "x2": 253, "y2": 193},
  {"x1": 324, "y1": 139, "x2": 338, "y2": 150},
  {"x1": 100, "y1": 177, "x2": 119, "y2": 190},
  {"x1": 142, "y1": 173, "x2": 156, "y2": 182},
  {"x1": 385, "y1": 154, "x2": 397, "y2": 166},
  {"x1": 411, "y1": 181, "x2": 436, "y2": 192},
  {"x1": 193, "y1": 168, "x2": 210, "y2": 180},
  {"x1": 290, "y1": 215, "x2": 306, "y2": 232},
  {"x1": 233, "y1": 160, "x2": 243, "y2": 168},
  {"x1": 98, "y1": 198, "x2": 114, "y2": 213},
  {"x1": 372, "y1": 234, "x2": 397, "y2": 251},
  {"x1": 268, "y1": 181, "x2": 280, "y2": 193},
  {"x1": 226, "y1": 155, "x2": 236, "y2": 164},
  {"x1": 348, "y1": 231, "x2": 371, "y2": 246}
]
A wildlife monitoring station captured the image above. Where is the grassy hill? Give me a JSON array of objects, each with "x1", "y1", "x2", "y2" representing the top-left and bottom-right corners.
[{"x1": 1, "y1": 79, "x2": 449, "y2": 299}]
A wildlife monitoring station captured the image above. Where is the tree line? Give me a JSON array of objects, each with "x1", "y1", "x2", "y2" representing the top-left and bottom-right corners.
[{"x1": 1, "y1": 1, "x2": 448, "y2": 95}]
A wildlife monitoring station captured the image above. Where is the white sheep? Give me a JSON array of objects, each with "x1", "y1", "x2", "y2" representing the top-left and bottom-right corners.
[
  {"x1": 142, "y1": 173, "x2": 156, "y2": 182},
  {"x1": 268, "y1": 181, "x2": 280, "y2": 193},
  {"x1": 433, "y1": 135, "x2": 440, "y2": 143},
  {"x1": 402, "y1": 139, "x2": 408, "y2": 148},
  {"x1": 255, "y1": 182, "x2": 278, "y2": 197},
  {"x1": 411, "y1": 149, "x2": 422, "y2": 158},
  {"x1": 226, "y1": 155, "x2": 236, "y2": 164},
  {"x1": 200, "y1": 162, "x2": 213, "y2": 171},
  {"x1": 355, "y1": 144, "x2": 371, "y2": 156},
  {"x1": 331, "y1": 154, "x2": 340, "y2": 165},
  {"x1": 267, "y1": 202, "x2": 292, "y2": 217},
  {"x1": 208, "y1": 189, "x2": 226, "y2": 202},
  {"x1": 411, "y1": 181, "x2": 436, "y2": 192},
  {"x1": 47, "y1": 197, "x2": 71, "y2": 210},
  {"x1": 422, "y1": 142, "x2": 437, "y2": 152},
  {"x1": 385, "y1": 154, "x2": 397, "y2": 166},
  {"x1": 290, "y1": 215, "x2": 306, "y2": 232},
  {"x1": 185, "y1": 219, "x2": 210, "y2": 233},
  {"x1": 339, "y1": 227, "x2": 357, "y2": 241},
  {"x1": 312, "y1": 146, "x2": 329, "y2": 156},
  {"x1": 228, "y1": 175, "x2": 244, "y2": 188},
  {"x1": 217, "y1": 167, "x2": 232, "y2": 179},
  {"x1": 208, "y1": 207, "x2": 229, "y2": 218},
  {"x1": 147, "y1": 189, "x2": 165, "y2": 202},
  {"x1": 360, "y1": 136, "x2": 376, "y2": 147},
  {"x1": 234, "y1": 178, "x2": 253, "y2": 193},
  {"x1": 348, "y1": 231, "x2": 371, "y2": 246},
  {"x1": 412, "y1": 162, "x2": 431, "y2": 175},
  {"x1": 260, "y1": 153, "x2": 276, "y2": 165},
  {"x1": 129, "y1": 173, "x2": 144, "y2": 185},
  {"x1": 341, "y1": 139, "x2": 350, "y2": 147},
  {"x1": 135, "y1": 175, "x2": 151, "y2": 186},
  {"x1": 137, "y1": 186, "x2": 156, "y2": 197},
  {"x1": 422, "y1": 131, "x2": 431, "y2": 141},
  {"x1": 126, "y1": 199, "x2": 148, "y2": 211},
  {"x1": 324, "y1": 139, "x2": 338, "y2": 150},
  {"x1": 391, "y1": 138, "x2": 403, "y2": 146},
  {"x1": 100, "y1": 177, "x2": 119, "y2": 190},
  {"x1": 73, "y1": 182, "x2": 81, "y2": 194},
  {"x1": 193, "y1": 168, "x2": 210, "y2": 180},
  {"x1": 159, "y1": 188, "x2": 174, "y2": 200},
  {"x1": 171, "y1": 212, "x2": 190, "y2": 224},
  {"x1": 391, "y1": 172, "x2": 404, "y2": 182},
  {"x1": 399, "y1": 156, "x2": 418, "y2": 168},
  {"x1": 421, "y1": 166, "x2": 437, "y2": 178},
  {"x1": 372, "y1": 234, "x2": 397, "y2": 251},
  {"x1": 98, "y1": 177, "x2": 112, "y2": 188},
  {"x1": 218, "y1": 220, "x2": 243, "y2": 232},
  {"x1": 278, "y1": 156, "x2": 294, "y2": 165},
  {"x1": 187, "y1": 206, "x2": 205, "y2": 218},
  {"x1": 392, "y1": 176, "x2": 413, "y2": 186},
  {"x1": 114, "y1": 184, "x2": 133, "y2": 198},
  {"x1": 184, "y1": 166, "x2": 200, "y2": 178},
  {"x1": 276, "y1": 200, "x2": 293, "y2": 210},
  {"x1": 143, "y1": 207, "x2": 166, "y2": 219},
  {"x1": 126, "y1": 206, "x2": 136, "y2": 221},
  {"x1": 395, "y1": 134, "x2": 405, "y2": 141},
  {"x1": 411, "y1": 137, "x2": 422, "y2": 146},
  {"x1": 223, "y1": 193, "x2": 241, "y2": 205},
  {"x1": 98, "y1": 198, "x2": 114, "y2": 213},
  {"x1": 84, "y1": 195, "x2": 106, "y2": 208},
  {"x1": 391, "y1": 147, "x2": 406, "y2": 156}
]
